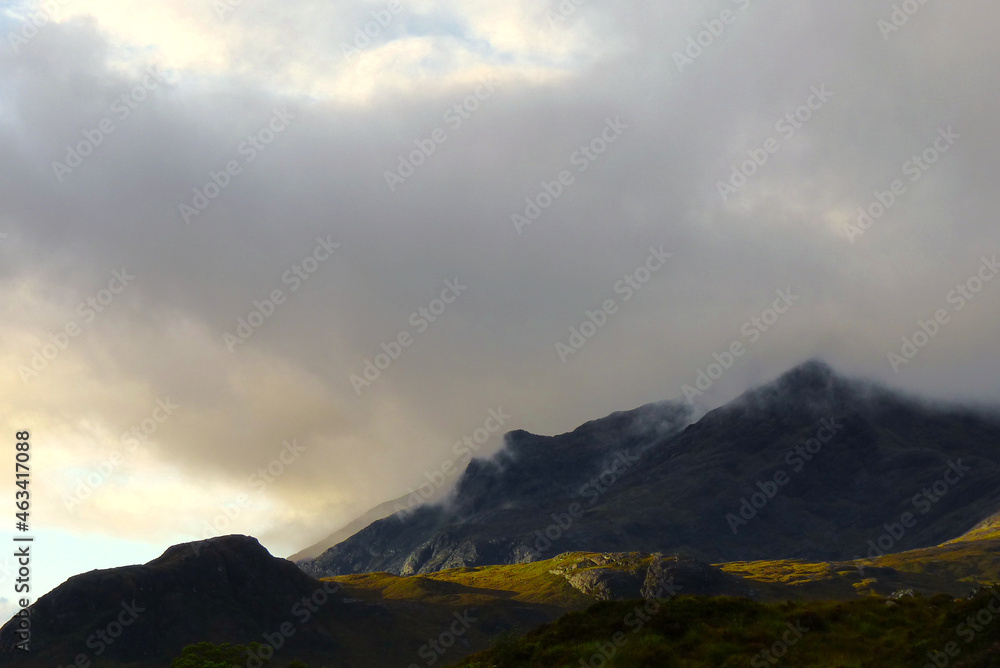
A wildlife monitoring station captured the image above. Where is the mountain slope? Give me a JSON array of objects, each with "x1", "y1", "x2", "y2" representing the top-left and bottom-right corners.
[
  {"x1": 300, "y1": 361, "x2": 1000, "y2": 578},
  {"x1": 289, "y1": 493, "x2": 411, "y2": 561},
  {"x1": 947, "y1": 509, "x2": 1000, "y2": 543},
  {"x1": 300, "y1": 398, "x2": 694, "y2": 577},
  {"x1": 0, "y1": 536, "x2": 338, "y2": 666}
]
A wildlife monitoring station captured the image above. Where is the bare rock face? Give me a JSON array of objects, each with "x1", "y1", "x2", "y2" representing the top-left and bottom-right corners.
[
  {"x1": 566, "y1": 568, "x2": 646, "y2": 600},
  {"x1": 558, "y1": 554, "x2": 646, "y2": 600},
  {"x1": 558, "y1": 553, "x2": 754, "y2": 601},
  {"x1": 642, "y1": 555, "x2": 755, "y2": 599}
]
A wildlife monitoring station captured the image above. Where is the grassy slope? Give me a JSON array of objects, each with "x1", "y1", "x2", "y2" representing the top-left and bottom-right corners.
[
  {"x1": 316, "y1": 533, "x2": 1000, "y2": 667},
  {"x1": 719, "y1": 536, "x2": 1000, "y2": 600},
  {"x1": 333, "y1": 535, "x2": 999, "y2": 611},
  {"x1": 946, "y1": 511, "x2": 1000, "y2": 543},
  {"x1": 319, "y1": 555, "x2": 599, "y2": 667},
  {"x1": 332, "y1": 552, "x2": 596, "y2": 609}
]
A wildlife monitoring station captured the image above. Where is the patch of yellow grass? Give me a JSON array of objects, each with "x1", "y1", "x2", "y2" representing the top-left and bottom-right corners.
[{"x1": 718, "y1": 559, "x2": 837, "y2": 585}]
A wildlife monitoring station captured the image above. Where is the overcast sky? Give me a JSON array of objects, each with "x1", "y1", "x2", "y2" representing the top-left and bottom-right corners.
[{"x1": 1, "y1": 0, "x2": 998, "y2": 612}]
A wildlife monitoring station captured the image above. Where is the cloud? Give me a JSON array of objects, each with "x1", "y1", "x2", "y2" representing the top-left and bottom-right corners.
[{"x1": 0, "y1": 0, "x2": 998, "y2": 568}]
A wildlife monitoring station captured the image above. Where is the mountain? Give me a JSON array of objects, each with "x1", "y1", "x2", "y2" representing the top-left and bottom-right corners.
[
  {"x1": 289, "y1": 493, "x2": 410, "y2": 561},
  {"x1": 0, "y1": 535, "x2": 360, "y2": 666},
  {"x1": 0, "y1": 536, "x2": 595, "y2": 667},
  {"x1": 299, "y1": 397, "x2": 694, "y2": 577},
  {"x1": 4, "y1": 530, "x2": 997, "y2": 666},
  {"x1": 9, "y1": 360, "x2": 1000, "y2": 667},
  {"x1": 300, "y1": 360, "x2": 1000, "y2": 578}
]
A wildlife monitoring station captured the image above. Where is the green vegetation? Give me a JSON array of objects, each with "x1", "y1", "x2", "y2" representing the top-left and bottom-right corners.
[
  {"x1": 452, "y1": 588, "x2": 1000, "y2": 667},
  {"x1": 330, "y1": 537, "x2": 1000, "y2": 608},
  {"x1": 170, "y1": 642, "x2": 264, "y2": 667},
  {"x1": 328, "y1": 552, "x2": 597, "y2": 609},
  {"x1": 719, "y1": 537, "x2": 1000, "y2": 600},
  {"x1": 170, "y1": 642, "x2": 319, "y2": 668},
  {"x1": 946, "y1": 512, "x2": 1000, "y2": 544}
]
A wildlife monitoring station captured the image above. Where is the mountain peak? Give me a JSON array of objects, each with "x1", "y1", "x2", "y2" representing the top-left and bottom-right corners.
[
  {"x1": 0, "y1": 534, "x2": 336, "y2": 665},
  {"x1": 726, "y1": 359, "x2": 856, "y2": 417},
  {"x1": 775, "y1": 359, "x2": 838, "y2": 390},
  {"x1": 154, "y1": 533, "x2": 268, "y2": 564}
]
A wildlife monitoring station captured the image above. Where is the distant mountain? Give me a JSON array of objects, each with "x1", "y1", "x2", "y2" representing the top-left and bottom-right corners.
[
  {"x1": 0, "y1": 536, "x2": 357, "y2": 666},
  {"x1": 300, "y1": 360, "x2": 1000, "y2": 578},
  {"x1": 299, "y1": 396, "x2": 694, "y2": 577},
  {"x1": 289, "y1": 493, "x2": 411, "y2": 561}
]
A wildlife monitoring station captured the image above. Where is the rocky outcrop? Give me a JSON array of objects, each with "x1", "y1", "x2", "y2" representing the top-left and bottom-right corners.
[
  {"x1": 565, "y1": 569, "x2": 643, "y2": 600},
  {"x1": 554, "y1": 553, "x2": 756, "y2": 602}
]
